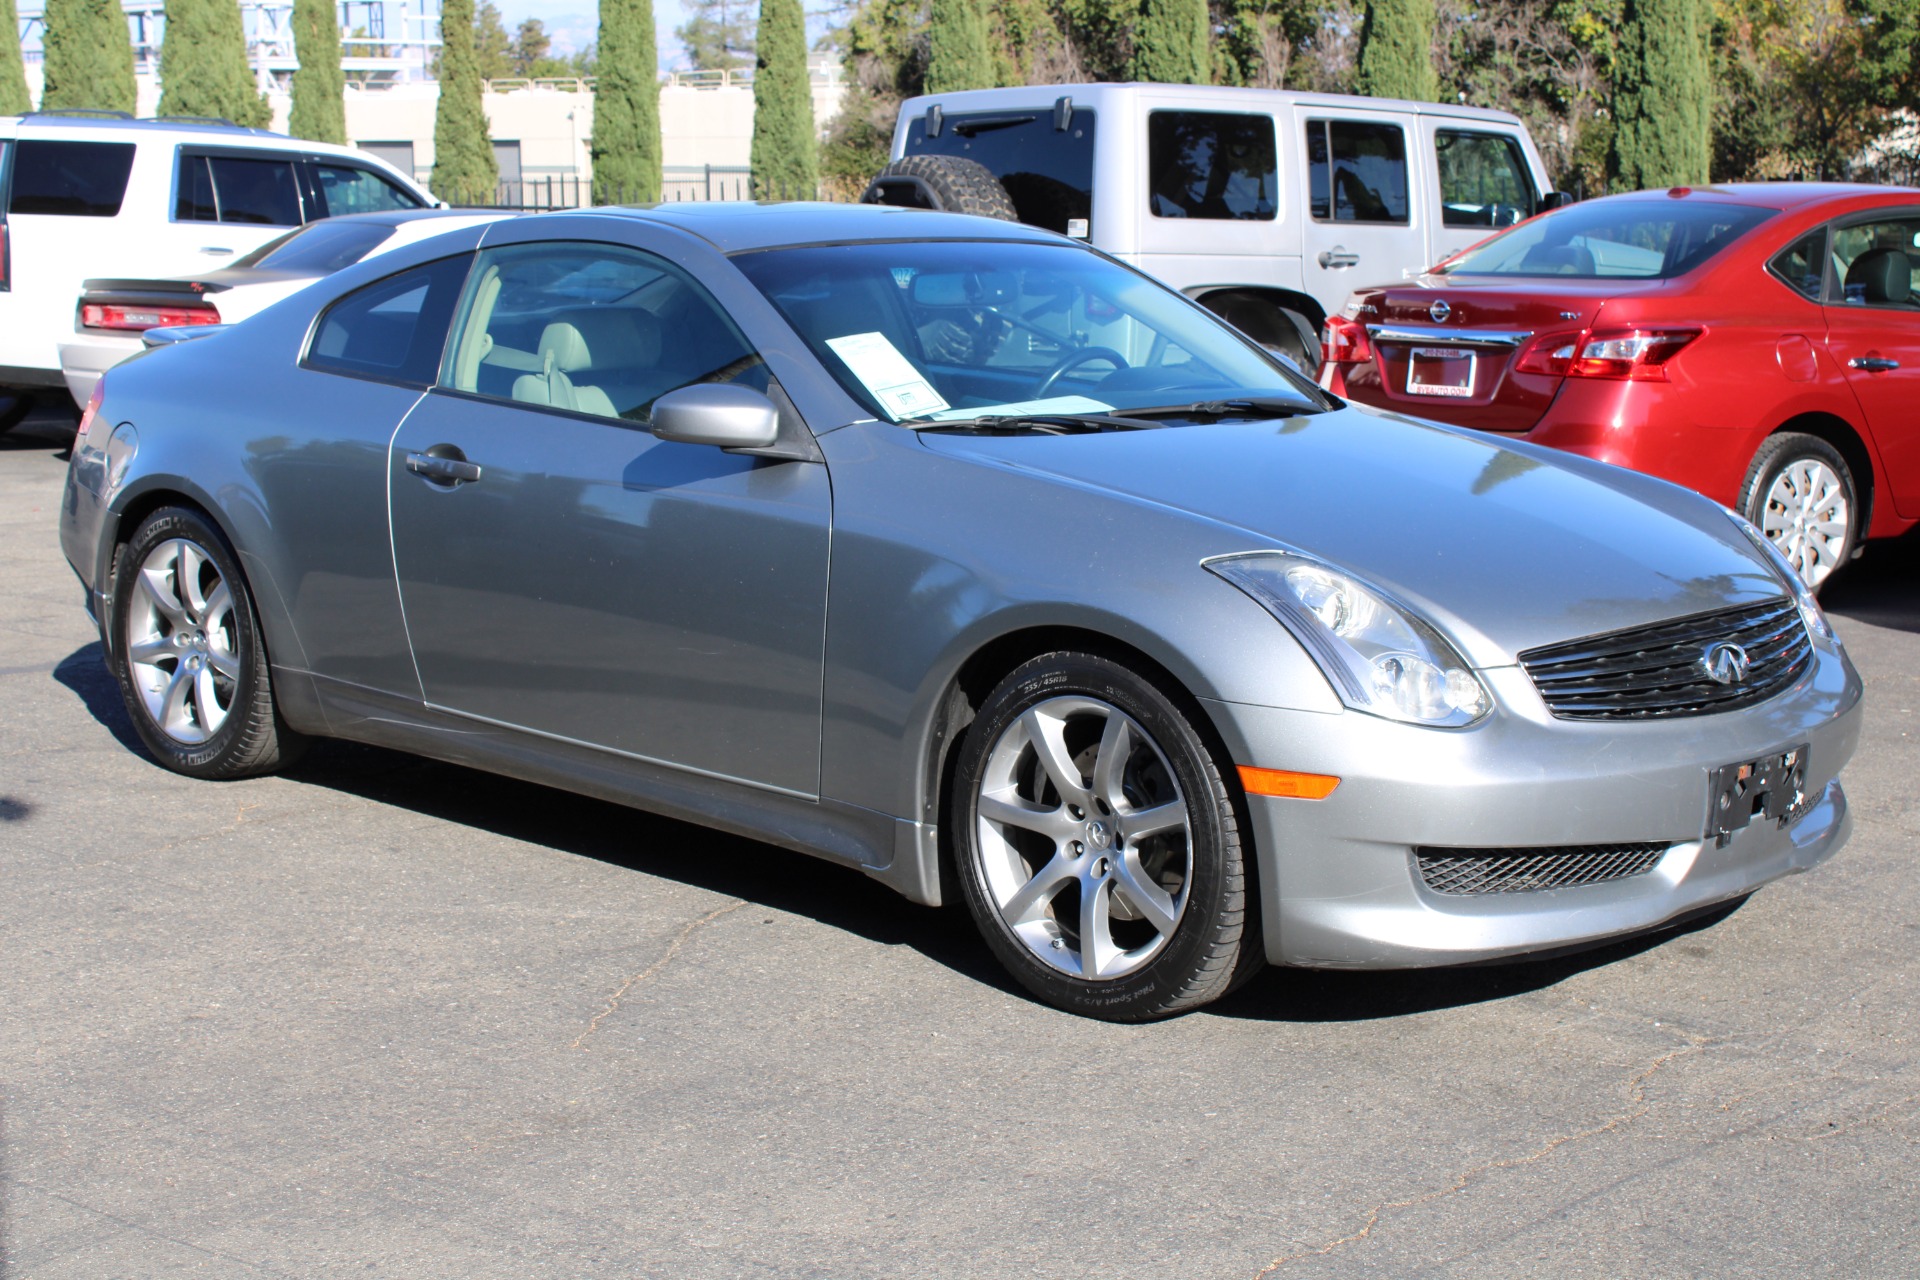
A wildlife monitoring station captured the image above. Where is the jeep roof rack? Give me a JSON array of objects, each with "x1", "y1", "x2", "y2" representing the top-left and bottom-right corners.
[{"x1": 20, "y1": 109, "x2": 135, "y2": 120}]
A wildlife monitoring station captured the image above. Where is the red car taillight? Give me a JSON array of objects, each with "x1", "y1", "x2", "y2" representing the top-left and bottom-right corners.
[
  {"x1": 1321, "y1": 314, "x2": 1372, "y2": 366},
  {"x1": 1515, "y1": 327, "x2": 1701, "y2": 381},
  {"x1": 81, "y1": 301, "x2": 221, "y2": 332},
  {"x1": 73, "y1": 378, "x2": 105, "y2": 449}
]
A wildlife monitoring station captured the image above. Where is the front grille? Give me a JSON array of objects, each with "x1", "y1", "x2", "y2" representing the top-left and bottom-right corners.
[
  {"x1": 1520, "y1": 599, "x2": 1811, "y2": 721},
  {"x1": 1415, "y1": 843, "x2": 1670, "y2": 895}
]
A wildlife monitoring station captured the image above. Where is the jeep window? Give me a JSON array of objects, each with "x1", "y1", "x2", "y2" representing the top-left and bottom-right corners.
[
  {"x1": 1148, "y1": 112, "x2": 1276, "y2": 221},
  {"x1": 312, "y1": 162, "x2": 423, "y2": 217},
  {"x1": 1435, "y1": 130, "x2": 1536, "y2": 228},
  {"x1": 9, "y1": 141, "x2": 137, "y2": 217},
  {"x1": 176, "y1": 154, "x2": 305, "y2": 225},
  {"x1": 1306, "y1": 120, "x2": 1409, "y2": 224},
  {"x1": 902, "y1": 110, "x2": 1094, "y2": 236}
]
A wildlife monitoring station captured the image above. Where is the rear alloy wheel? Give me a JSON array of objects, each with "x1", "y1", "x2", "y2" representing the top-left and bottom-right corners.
[
  {"x1": 110, "y1": 506, "x2": 306, "y2": 778},
  {"x1": 952, "y1": 652, "x2": 1258, "y2": 1020},
  {"x1": 1740, "y1": 433, "x2": 1858, "y2": 591}
]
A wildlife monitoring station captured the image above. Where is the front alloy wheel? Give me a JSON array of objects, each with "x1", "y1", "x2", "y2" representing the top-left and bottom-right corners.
[{"x1": 953, "y1": 653, "x2": 1259, "y2": 1019}]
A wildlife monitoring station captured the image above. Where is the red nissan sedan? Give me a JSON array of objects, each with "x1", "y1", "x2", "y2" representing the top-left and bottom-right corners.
[{"x1": 1320, "y1": 183, "x2": 1920, "y2": 588}]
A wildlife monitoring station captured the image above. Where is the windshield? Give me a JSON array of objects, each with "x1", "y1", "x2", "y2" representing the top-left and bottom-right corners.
[
  {"x1": 1438, "y1": 199, "x2": 1777, "y2": 280},
  {"x1": 732, "y1": 240, "x2": 1319, "y2": 424},
  {"x1": 232, "y1": 220, "x2": 395, "y2": 272}
]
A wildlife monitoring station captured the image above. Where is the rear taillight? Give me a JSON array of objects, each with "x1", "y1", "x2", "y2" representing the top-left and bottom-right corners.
[
  {"x1": 81, "y1": 301, "x2": 221, "y2": 332},
  {"x1": 1514, "y1": 327, "x2": 1701, "y2": 381},
  {"x1": 1321, "y1": 315, "x2": 1372, "y2": 365},
  {"x1": 73, "y1": 378, "x2": 105, "y2": 449}
]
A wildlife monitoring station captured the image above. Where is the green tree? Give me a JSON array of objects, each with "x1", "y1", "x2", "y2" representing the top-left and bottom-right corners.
[
  {"x1": 159, "y1": 0, "x2": 272, "y2": 127},
  {"x1": 0, "y1": 0, "x2": 32, "y2": 114},
  {"x1": 41, "y1": 0, "x2": 136, "y2": 114},
  {"x1": 1610, "y1": 0, "x2": 1710, "y2": 187},
  {"x1": 677, "y1": 0, "x2": 756, "y2": 70},
  {"x1": 433, "y1": 0, "x2": 499, "y2": 203},
  {"x1": 289, "y1": 0, "x2": 346, "y2": 142},
  {"x1": 475, "y1": 1, "x2": 513, "y2": 79},
  {"x1": 751, "y1": 0, "x2": 818, "y2": 198},
  {"x1": 511, "y1": 17, "x2": 551, "y2": 71},
  {"x1": 1356, "y1": 0, "x2": 1437, "y2": 101},
  {"x1": 927, "y1": 0, "x2": 996, "y2": 90},
  {"x1": 1132, "y1": 0, "x2": 1209, "y2": 83},
  {"x1": 591, "y1": 0, "x2": 663, "y2": 202}
]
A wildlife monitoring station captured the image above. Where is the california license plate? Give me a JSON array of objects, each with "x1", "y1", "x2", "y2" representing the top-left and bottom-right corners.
[{"x1": 1407, "y1": 346, "x2": 1475, "y2": 397}]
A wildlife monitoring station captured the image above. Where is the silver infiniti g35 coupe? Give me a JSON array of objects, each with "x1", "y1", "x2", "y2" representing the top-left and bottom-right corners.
[{"x1": 59, "y1": 204, "x2": 1862, "y2": 1020}]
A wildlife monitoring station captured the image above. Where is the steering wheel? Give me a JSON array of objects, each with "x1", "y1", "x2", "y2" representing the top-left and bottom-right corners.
[{"x1": 1032, "y1": 346, "x2": 1130, "y2": 398}]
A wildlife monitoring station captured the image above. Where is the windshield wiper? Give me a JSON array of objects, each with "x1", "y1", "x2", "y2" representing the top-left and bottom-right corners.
[
  {"x1": 909, "y1": 412, "x2": 1158, "y2": 435},
  {"x1": 1109, "y1": 397, "x2": 1320, "y2": 422}
]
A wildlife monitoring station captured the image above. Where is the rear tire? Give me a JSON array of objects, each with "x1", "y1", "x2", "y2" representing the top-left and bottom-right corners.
[
  {"x1": 862, "y1": 155, "x2": 1018, "y2": 221},
  {"x1": 951, "y1": 652, "x2": 1261, "y2": 1020},
  {"x1": 1739, "y1": 433, "x2": 1858, "y2": 592},
  {"x1": 110, "y1": 506, "x2": 308, "y2": 778}
]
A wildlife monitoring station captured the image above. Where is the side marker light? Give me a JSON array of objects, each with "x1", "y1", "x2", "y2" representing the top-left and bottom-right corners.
[{"x1": 1237, "y1": 766, "x2": 1341, "y2": 800}]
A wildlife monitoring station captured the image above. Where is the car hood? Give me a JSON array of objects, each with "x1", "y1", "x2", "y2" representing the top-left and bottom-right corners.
[{"x1": 916, "y1": 405, "x2": 1786, "y2": 667}]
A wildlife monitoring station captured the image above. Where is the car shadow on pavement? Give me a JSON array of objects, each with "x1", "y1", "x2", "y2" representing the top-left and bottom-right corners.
[
  {"x1": 53, "y1": 642, "x2": 146, "y2": 755},
  {"x1": 1823, "y1": 524, "x2": 1920, "y2": 635}
]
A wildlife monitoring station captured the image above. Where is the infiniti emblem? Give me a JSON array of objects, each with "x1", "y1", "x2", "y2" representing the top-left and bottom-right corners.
[
  {"x1": 1702, "y1": 641, "x2": 1752, "y2": 685},
  {"x1": 1086, "y1": 820, "x2": 1113, "y2": 850},
  {"x1": 1429, "y1": 299, "x2": 1451, "y2": 323}
]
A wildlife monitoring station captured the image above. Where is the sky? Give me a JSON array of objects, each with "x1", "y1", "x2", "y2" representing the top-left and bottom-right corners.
[{"x1": 489, "y1": 1, "x2": 698, "y2": 70}]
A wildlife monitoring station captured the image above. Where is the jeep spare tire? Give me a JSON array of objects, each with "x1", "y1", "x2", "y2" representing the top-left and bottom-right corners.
[{"x1": 861, "y1": 155, "x2": 1018, "y2": 221}]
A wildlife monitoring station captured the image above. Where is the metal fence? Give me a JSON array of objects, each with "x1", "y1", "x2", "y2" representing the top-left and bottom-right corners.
[{"x1": 489, "y1": 168, "x2": 831, "y2": 211}]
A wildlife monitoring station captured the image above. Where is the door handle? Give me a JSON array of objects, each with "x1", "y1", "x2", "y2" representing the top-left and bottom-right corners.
[
  {"x1": 406, "y1": 450, "x2": 483, "y2": 485},
  {"x1": 1318, "y1": 247, "x2": 1361, "y2": 269},
  {"x1": 1848, "y1": 356, "x2": 1900, "y2": 372}
]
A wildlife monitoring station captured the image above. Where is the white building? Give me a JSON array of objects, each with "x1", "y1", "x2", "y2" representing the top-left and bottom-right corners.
[{"x1": 16, "y1": 1, "x2": 849, "y2": 204}]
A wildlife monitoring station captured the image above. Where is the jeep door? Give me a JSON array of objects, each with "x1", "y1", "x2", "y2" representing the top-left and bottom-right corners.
[
  {"x1": 1420, "y1": 121, "x2": 1548, "y2": 265},
  {"x1": 1294, "y1": 109, "x2": 1428, "y2": 315}
]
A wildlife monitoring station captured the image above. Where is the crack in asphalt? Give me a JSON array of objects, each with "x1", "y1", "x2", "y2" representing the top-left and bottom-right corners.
[
  {"x1": 571, "y1": 899, "x2": 749, "y2": 1051},
  {"x1": 1249, "y1": 1031, "x2": 1713, "y2": 1276}
]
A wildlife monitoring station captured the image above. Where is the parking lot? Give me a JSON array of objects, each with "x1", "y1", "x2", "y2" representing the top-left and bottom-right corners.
[{"x1": 3, "y1": 400, "x2": 1916, "y2": 1277}]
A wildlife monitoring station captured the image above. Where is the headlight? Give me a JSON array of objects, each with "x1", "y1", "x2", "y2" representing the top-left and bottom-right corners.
[
  {"x1": 1725, "y1": 509, "x2": 1838, "y2": 647},
  {"x1": 1206, "y1": 551, "x2": 1491, "y2": 727}
]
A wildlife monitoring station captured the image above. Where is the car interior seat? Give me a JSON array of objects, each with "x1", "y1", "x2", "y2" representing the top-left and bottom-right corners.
[
  {"x1": 513, "y1": 323, "x2": 618, "y2": 417},
  {"x1": 1844, "y1": 247, "x2": 1913, "y2": 305},
  {"x1": 1519, "y1": 243, "x2": 1598, "y2": 275},
  {"x1": 511, "y1": 309, "x2": 664, "y2": 417}
]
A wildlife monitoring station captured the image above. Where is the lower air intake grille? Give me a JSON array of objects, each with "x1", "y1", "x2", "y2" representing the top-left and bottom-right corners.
[
  {"x1": 1520, "y1": 598, "x2": 1812, "y2": 720},
  {"x1": 1415, "y1": 843, "x2": 1670, "y2": 896}
]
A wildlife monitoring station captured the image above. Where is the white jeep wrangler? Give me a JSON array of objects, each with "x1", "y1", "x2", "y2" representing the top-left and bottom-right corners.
[{"x1": 866, "y1": 83, "x2": 1562, "y2": 371}]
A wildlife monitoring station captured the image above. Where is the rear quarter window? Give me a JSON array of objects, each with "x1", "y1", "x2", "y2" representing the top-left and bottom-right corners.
[
  {"x1": 304, "y1": 254, "x2": 472, "y2": 387},
  {"x1": 1148, "y1": 111, "x2": 1277, "y2": 221},
  {"x1": 9, "y1": 140, "x2": 137, "y2": 216}
]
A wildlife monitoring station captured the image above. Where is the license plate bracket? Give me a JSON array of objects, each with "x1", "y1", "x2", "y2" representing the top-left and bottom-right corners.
[
  {"x1": 1707, "y1": 744, "x2": 1809, "y2": 846},
  {"x1": 1407, "y1": 346, "x2": 1476, "y2": 397}
]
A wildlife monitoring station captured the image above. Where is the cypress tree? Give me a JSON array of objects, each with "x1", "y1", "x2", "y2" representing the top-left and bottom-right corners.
[
  {"x1": 432, "y1": 0, "x2": 499, "y2": 204},
  {"x1": 0, "y1": 0, "x2": 30, "y2": 114},
  {"x1": 41, "y1": 0, "x2": 137, "y2": 115},
  {"x1": 749, "y1": 0, "x2": 816, "y2": 199},
  {"x1": 158, "y1": 0, "x2": 271, "y2": 127},
  {"x1": 1355, "y1": 0, "x2": 1436, "y2": 102},
  {"x1": 1131, "y1": 0, "x2": 1209, "y2": 85},
  {"x1": 926, "y1": 0, "x2": 995, "y2": 93},
  {"x1": 289, "y1": 0, "x2": 347, "y2": 144},
  {"x1": 591, "y1": 0, "x2": 662, "y2": 203},
  {"x1": 1610, "y1": 0, "x2": 1711, "y2": 188}
]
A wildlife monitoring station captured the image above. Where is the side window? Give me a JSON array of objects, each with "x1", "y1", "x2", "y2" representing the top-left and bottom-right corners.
[
  {"x1": 1767, "y1": 229, "x2": 1828, "y2": 301},
  {"x1": 1435, "y1": 130, "x2": 1536, "y2": 228},
  {"x1": 312, "y1": 163, "x2": 423, "y2": 217},
  {"x1": 1306, "y1": 120, "x2": 1410, "y2": 224},
  {"x1": 443, "y1": 241, "x2": 769, "y2": 423},
  {"x1": 206, "y1": 156, "x2": 303, "y2": 225},
  {"x1": 1147, "y1": 112, "x2": 1277, "y2": 221},
  {"x1": 9, "y1": 140, "x2": 137, "y2": 216},
  {"x1": 175, "y1": 154, "x2": 218, "y2": 221},
  {"x1": 1831, "y1": 217, "x2": 1920, "y2": 308},
  {"x1": 305, "y1": 254, "x2": 473, "y2": 386}
]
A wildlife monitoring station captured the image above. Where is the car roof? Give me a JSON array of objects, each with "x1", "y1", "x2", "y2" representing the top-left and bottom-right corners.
[
  {"x1": 312, "y1": 208, "x2": 499, "y2": 230},
  {"x1": 0, "y1": 112, "x2": 284, "y2": 140},
  {"x1": 1591, "y1": 182, "x2": 1920, "y2": 209},
  {"x1": 899, "y1": 82, "x2": 1529, "y2": 128},
  {"x1": 511, "y1": 201, "x2": 1068, "y2": 253}
]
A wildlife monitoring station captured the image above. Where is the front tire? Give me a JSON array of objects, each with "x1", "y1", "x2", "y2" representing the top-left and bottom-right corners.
[
  {"x1": 110, "y1": 506, "x2": 307, "y2": 778},
  {"x1": 951, "y1": 652, "x2": 1259, "y2": 1020},
  {"x1": 1740, "y1": 433, "x2": 1858, "y2": 591}
]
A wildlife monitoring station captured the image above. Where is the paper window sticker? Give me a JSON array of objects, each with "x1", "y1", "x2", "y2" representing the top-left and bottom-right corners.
[{"x1": 824, "y1": 332, "x2": 951, "y2": 419}]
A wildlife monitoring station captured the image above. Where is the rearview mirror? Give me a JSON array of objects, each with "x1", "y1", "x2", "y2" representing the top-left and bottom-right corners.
[
  {"x1": 651, "y1": 384, "x2": 780, "y2": 450},
  {"x1": 910, "y1": 270, "x2": 1017, "y2": 307}
]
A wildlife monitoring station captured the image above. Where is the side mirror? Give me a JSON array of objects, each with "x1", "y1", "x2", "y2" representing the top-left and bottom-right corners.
[
  {"x1": 1538, "y1": 191, "x2": 1577, "y2": 213},
  {"x1": 651, "y1": 383, "x2": 780, "y2": 450}
]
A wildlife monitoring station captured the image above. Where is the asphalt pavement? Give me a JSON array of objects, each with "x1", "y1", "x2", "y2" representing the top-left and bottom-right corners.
[{"x1": 3, "y1": 402, "x2": 1916, "y2": 1278}]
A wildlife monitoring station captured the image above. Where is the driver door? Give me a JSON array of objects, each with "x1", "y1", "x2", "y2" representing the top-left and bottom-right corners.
[{"x1": 387, "y1": 238, "x2": 832, "y2": 795}]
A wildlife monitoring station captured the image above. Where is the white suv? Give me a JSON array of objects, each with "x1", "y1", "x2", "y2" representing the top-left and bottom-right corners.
[
  {"x1": 869, "y1": 83, "x2": 1560, "y2": 370},
  {"x1": 0, "y1": 112, "x2": 434, "y2": 421}
]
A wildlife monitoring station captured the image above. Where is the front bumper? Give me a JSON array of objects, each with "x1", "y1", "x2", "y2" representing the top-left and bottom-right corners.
[{"x1": 1204, "y1": 640, "x2": 1863, "y2": 968}]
